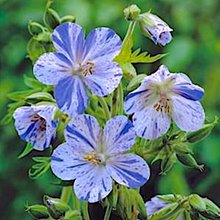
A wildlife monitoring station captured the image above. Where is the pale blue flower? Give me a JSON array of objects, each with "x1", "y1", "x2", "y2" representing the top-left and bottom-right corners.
[
  {"x1": 34, "y1": 22, "x2": 122, "y2": 116},
  {"x1": 51, "y1": 114, "x2": 150, "y2": 203},
  {"x1": 125, "y1": 65, "x2": 205, "y2": 140},
  {"x1": 13, "y1": 105, "x2": 57, "y2": 151},
  {"x1": 139, "y1": 13, "x2": 173, "y2": 46}
]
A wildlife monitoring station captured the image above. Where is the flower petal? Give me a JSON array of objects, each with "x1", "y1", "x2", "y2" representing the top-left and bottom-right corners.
[
  {"x1": 103, "y1": 116, "x2": 136, "y2": 155},
  {"x1": 74, "y1": 166, "x2": 112, "y2": 203},
  {"x1": 65, "y1": 114, "x2": 100, "y2": 151},
  {"x1": 51, "y1": 143, "x2": 93, "y2": 180},
  {"x1": 33, "y1": 52, "x2": 72, "y2": 85},
  {"x1": 172, "y1": 96, "x2": 205, "y2": 131},
  {"x1": 172, "y1": 73, "x2": 204, "y2": 101},
  {"x1": 124, "y1": 65, "x2": 171, "y2": 115},
  {"x1": 106, "y1": 154, "x2": 150, "y2": 188},
  {"x1": 83, "y1": 60, "x2": 122, "y2": 96},
  {"x1": 54, "y1": 76, "x2": 89, "y2": 115},
  {"x1": 52, "y1": 22, "x2": 85, "y2": 63},
  {"x1": 84, "y1": 27, "x2": 121, "y2": 61},
  {"x1": 133, "y1": 106, "x2": 171, "y2": 140}
]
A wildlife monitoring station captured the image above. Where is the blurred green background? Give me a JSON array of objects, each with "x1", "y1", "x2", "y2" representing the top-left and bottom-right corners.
[{"x1": 0, "y1": 0, "x2": 220, "y2": 219}]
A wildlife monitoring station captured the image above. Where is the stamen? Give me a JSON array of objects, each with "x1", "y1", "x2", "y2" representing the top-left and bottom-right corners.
[
  {"x1": 153, "y1": 97, "x2": 171, "y2": 113},
  {"x1": 31, "y1": 114, "x2": 46, "y2": 131},
  {"x1": 83, "y1": 61, "x2": 94, "y2": 76},
  {"x1": 84, "y1": 152, "x2": 103, "y2": 166}
]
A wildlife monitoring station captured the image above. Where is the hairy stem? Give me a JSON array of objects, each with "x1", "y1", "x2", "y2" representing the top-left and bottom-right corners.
[{"x1": 103, "y1": 204, "x2": 112, "y2": 220}]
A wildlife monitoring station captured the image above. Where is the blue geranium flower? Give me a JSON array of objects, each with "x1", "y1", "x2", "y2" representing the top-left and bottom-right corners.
[
  {"x1": 13, "y1": 105, "x2": 57, "y2": 151},
  {"x1": 125, "y1": 65, "x2": 205, "y2": 140},
  {"x1": 51, "y1": 114, "x2": 150, "y2": 203},
  {"x1": 34, "y1": 22, "x2": 123, "y2": 116},
  {"x1": 139, "y1": 13, "x2": 172, "y2": 46}
]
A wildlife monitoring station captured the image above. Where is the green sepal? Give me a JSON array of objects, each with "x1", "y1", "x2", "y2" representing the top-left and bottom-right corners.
[
  {"x1": 127, "y1": 74, "x2": 146, "y2": 91},
  {"x1": 18, "y1": 142, "x2": 33, "y2": 159},
  {"x1": 44, "y1": 8, "x2": 61, "y2": 29},
  {"x1": 121, "y1": 63, "x2": 137, "y2": 81},
  {"x1": 160, "y1": 151, "x2": 176, "y2": 174},
  {"x1": 189, "y1": 194, "x2": 206, "y2": 212},
  {"x1": 61, "y1": 15, "x2": 76, "y2": 23},
  {"x1": 27, "y1": 38, "x2": 46, "y2": 63},
  {"x1": 124, "y1": 4, "x2": 141, "y2": 21},
  {"x1": 28, "y1": 21, "x2": 45, "y2": 36}
]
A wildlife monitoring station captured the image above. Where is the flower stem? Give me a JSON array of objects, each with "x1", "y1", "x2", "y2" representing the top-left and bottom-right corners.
[
  {"x1": 60, "y1": 186, "x2": 72, "y2": 203},
  {"x1": 103, "y1": 204, "x2": 112, "y2": 220},
  {"x1": 118, "y1": 83, "x2": 124, "y2": 115},
  {"x1": 72, "y1": 190, "x2": 80, "y2": 211},
  {"x1": 81, "y1": 202, "x2": 90, "y2": 220},
  {"x1": 98, "y1": 96, "x2": 111, "y2": 120}
]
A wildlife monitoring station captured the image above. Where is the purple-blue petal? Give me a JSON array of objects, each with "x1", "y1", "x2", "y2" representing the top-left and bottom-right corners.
[{"x1": 54, "y1": 76, "x2": 89, "y2": 115}]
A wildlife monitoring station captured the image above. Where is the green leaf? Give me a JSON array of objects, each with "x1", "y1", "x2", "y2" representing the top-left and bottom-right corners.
[
  {"x1": 23, "y1": 75, "x2": 45, "y2": 89},
  {"x1": 18, "y1": 143, "x2": 33, "y2": 159},
  {"x1": 7, "y1": 90, "x2": 36, "y2": 101},
  {"x1": 26, "y1": 92, "x2": 55, "y2": 101},
  {"x1": 29, "y1": 156, "x2": 51, "y2": 179}
]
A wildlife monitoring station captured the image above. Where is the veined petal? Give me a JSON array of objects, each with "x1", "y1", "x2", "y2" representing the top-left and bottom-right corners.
[
  {"x1": 104, "y1": 116, "x2": 136, "y2": 155},
  {"x1": 133, "y1": 106, "x2": 171, "y2": 140},
  {"x1": 51, "y1": 143, "x2": 93, "y2": 180},
  {"x1": 52, "y1": 22, "x2": 85, "y2": 63},
  {"x1": 106, "y1": 154, "x2": 150, "y2": 188},
  {"x1": 33, "y1": 105, "x2": 56, "y2": 126},
  {"x1": 172, "y1": 96, "x2": 205, "y2": 131},
  {"x1": 83, "y1": 27, "x2": 121, "y2": 62},
  {"x1": 74, "y1": 166, "x2": 112, "y2": 203},
  {"x1": 33, "y1": 52, "x2": 72, "y2": 85},
  {"x1": 83, "y1": 60, "x2": 122, "y2": 96},
  {"x1": 172, "y1": 73, "x2": 204, "y2": 101},
  {"x1": 65, "y1": 114, "x2": 100, "y2": 151},
  {"x1": 54, "y1": 76, "x2": 89, "y2": 115}
]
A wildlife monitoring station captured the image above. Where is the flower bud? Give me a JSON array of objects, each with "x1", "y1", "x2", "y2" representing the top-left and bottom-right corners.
[
  {"x1": 138, "y1": 12, "x2": 173, "y2": 46},
  {"x1": 26, "y1": 204, "x2": 50, "y2": 219},
  {"x1": 176, "y1": 153, "x2": 204, "y2": 171},
  {"x1": 61, "y1": 15, "x2": 76, "y2": 23},
  {"x1": 121, "y1": 63, "x2": 137, "y2": 81},
  {"x1": 160, "y1": 151, "x2": 176, "y2": 174},
  {"x1": 43, "y1": 195, "x2": 70, "y2": 219},
  {"x1": 44, "y1": 8, "x2": 60, "y2": 29},
  {"x1": 124, "y1": 4, "x2": 141, "y2": 21},
  {"x1": 35, "y1": 31, "x2": 51, "y2": 43},
  {"x1": 186, "y1": 116, "x2": 218, "y2": 143},
  {"x1": 64, "y1": 210, "x2": 82, "y2": 220},
  {"x1": 189, "y1": 194, "x2": 206, "y2": 212}
]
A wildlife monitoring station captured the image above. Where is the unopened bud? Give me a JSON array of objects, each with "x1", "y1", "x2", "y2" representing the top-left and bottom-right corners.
[
  {"x1": 138, "y1": 12, "x2": 172, "y2": 46},
  {"x1": 124, "y1": 4, "x2": 141, "y2": 21},
  {"x1": 121, "y1": 63, "x2": 137, "y2": 81},
  {"x1": 160, "y1": 152, "x2": 176, "y2": 174},
  {"x1": 26, "y1": 204, "x2": 50, "y2": 219},
  {"x1": 44, "y1": 8, "x2": 60, "y2": 29},
  {"x1": 64, "y1": 210, "x2": 82, "y2": 220},
  {"x1": 186, "y1": 116, "x2": 218, "y2": 143},
  {"x1": 43, "y1": 195, "x2": 70, "y2": 219},
  {"x1": 177, "y1": 153, "x2": 204, "y2": 171},
  {"x1": 61, "y1": 15, "x2": 76, "y2": 23}
]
